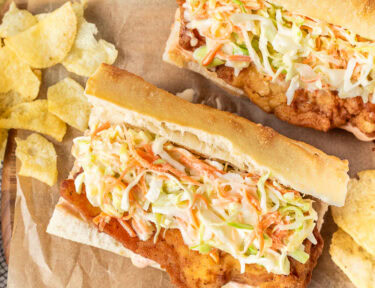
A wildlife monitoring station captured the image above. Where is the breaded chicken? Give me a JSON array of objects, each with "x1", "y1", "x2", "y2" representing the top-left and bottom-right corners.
[
  {"x1": 61, "y1": 179, "x2": 323, "y2": 288},
  {"x1": 177, "y1": 2, "x2": 375, "y2": 138}
]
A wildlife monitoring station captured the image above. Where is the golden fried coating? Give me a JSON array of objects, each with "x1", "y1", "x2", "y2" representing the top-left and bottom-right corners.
[
  {"x1": 178, "y1": 3, "x2": 375, "y2": 137},
  {"x1": 61, "y1": 179, "x2": 323, "y2": 288}
]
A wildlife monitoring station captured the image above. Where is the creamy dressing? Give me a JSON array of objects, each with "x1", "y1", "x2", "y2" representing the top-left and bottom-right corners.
[
  {"x1": 341, "y1": 124, "x2": 375, "y2": 142},
  {"x1": 184, "y1": 0, "x2": 375, "y2": 104},
  {"x1": 73, "y1": 123, "x2": 318, "y2": 275}
]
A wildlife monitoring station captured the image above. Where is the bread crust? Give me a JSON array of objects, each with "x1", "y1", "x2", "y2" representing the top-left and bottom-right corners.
[
  {"x1": 162, "y1": 11, "x2": 245, "y2": 98},
  {"x1": 271, "y1": 0, "x2": 375, "y2": 41},
  {"x1": 85, "y1": 64, "x2": 348, "y2": 206},
  {"x1": 47, "y1": 64, "x2": 335, "y2": 286},
  {"x1": 47, "y1": 198, "x2": 162, "y2": 270}
]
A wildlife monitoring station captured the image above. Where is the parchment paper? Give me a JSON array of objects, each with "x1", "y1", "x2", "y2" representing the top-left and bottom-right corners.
[{"x1": 5, "y1": 0, "x2": 375, "y2": 287}]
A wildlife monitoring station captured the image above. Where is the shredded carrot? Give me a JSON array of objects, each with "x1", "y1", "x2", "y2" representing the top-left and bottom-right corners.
[
  {"x1": 301, "y1": 75, "x2": 320, "y2": 83},
  {"x1": 127, "y1": 186, "x2": 137, "y2": 202},
  {"x1": 245, "y1": 191, "x2": 261, "y2": 213},
  {"x1": 256, "y1": 223, "x2": 265, "y2": 255},
  {"x1": 315, "y1": 37, "x2": 321, "y2": 50},
  {"x1": 268, "y1": 181, "x2": 300, "y2": 196},
  {"x1": 256, "y1": 212, "x2": 282, "y2": 255},
  {"x1": 217, "y1": 185, "x2": 240, "y2": 202},
  {"x1": 157, "y1": 175, "x2": 169, "y2": 180},
  {"x1": 202, "y1": 43, "x2": 223, "y2": 66},
  {"x1": 127, "y1": 188, "x2": 142, "y2": 209},
  {"x1": 332, "y1": 27, "x2": 348, "y2": 41},
  {"x1": 104, "y1": 176, "x2": 127, "y2": 189},
  {"x1": 110, "y1": 153, "x2": 122, "y2": 165},
  {"x1": 172, "y1": 148, "x2": 224, "y2": 178},
  {"x1": 132, "y1": 218, "x2": 152, "y2": 236},
  {"x1": 126, "y1": 135, "x2": 151, "y2": 168},
  {"x1": 91, "y1": 122, "x2": 111, "y2": 139},
  {"x1": 190, "y1": 209, "x2": 199, "y2": 228},
  {"x1": 302, "y1": 54, "x2": 314, "y2": 65},
  {"x1": 217, "y1": 51, "x2": 252, "y2": 62},
  {"x1": 217, "y1": 185, "x2": 230, "y2": 199},
  {"x1": 104, "y1": 161, "x2": 139, "y2": 201},
  {"x1": 152, "y1": 161, "x2": 200, "y2": 184},
  {"x1": 262, "y1": 212, "x2": 282, "y2": 230},
  {"x1": 353, "y1": 63, "x2": 363, "y2": 80},
  {"x1": 190, "y1": 194, "x2": 209, "y2": 228},
  {"x1": 153, "y1": 159, "x2": 200, "y2": 184},
  {"x1": 136, "y1": 149, "x2": 158, "y2": 163},
  {"x1": 228, "y1": 55, "x2": 252, "y2": 62},
  {"x1": 195, "y1": 13, "x2": 209, "y2": 20},
  {"x1": 93, "y1": 213, "x2": 110, "y2": 232},
  {"x1": 142, "y1": 143, "x2": 154, "y2": 154},
  {"x1": 243, "y1": 172, "x2": 260, "y2": 180},
  {"x1": 127, "y1": 137, "x2": 200, "y2": 185},
  {"x1": 128, "y1": 189, "x2": 135, "y2": 201},
  {"x1": 192, "y1": 193, "x2": 209, "y2": 208},
  {"x1": 117, "y1": 218, "x2": 136, "y2": 237},
  {"x1": 139, "y1": 175, "x2": 148, "y2": 194},
  {"x1": 181, "y1": 176, "x2": 202, "y2": 185}
]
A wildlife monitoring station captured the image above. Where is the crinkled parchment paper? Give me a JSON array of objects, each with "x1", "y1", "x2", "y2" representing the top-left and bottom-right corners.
[{"x1": 5, "y1": 0, "x2": 374, "y2": 287}]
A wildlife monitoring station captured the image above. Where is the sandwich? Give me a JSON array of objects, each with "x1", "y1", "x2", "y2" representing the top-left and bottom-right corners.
[
  {"x1": 163, "y1": 0, "x2": 375, "y2": 141},
  {"x1": 47, "y1": 64, "x2": 349, "y2": 287}
]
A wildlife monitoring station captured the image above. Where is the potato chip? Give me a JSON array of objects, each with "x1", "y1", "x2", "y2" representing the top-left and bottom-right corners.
[
  {"x1": 0, "y1": 2, "x2": 37, "y2": 38},
  {"x1": 0, "y1": 100, "x2": 67, "y2": 141},
  {"x1": 47, "y1": 78, "x2": 91, "y2": 131},
  {"x1": 35, "y1": 0, "x2": 88, "y2": 21},
  {"x1": 71, "y1": 0, "x2": 87, "y2": 19},
  {"x1": 0, "y1": 91, "x2": 28, "y2": 158},
  {"x1": 5, "y1": 2, "x2": 77, "y2": 68},
  {"x1": 35, "y1": 0, "x2": 85, "y2": 21},
  {"x1": 332, "y1": 170, "x2": 375, "y2": 257},
  {"x1": 33, "y1": 69, "x2": 42, "y2": 82},
  {"x1": 0, "y1": 129, "x2": 8, "y2": 162},
  {"x1": 330, "y1": 229, "x2": 375, "y2": 288},
  {"x1": 62, "y1": 14, "x2": 118, "y2": 76},
  {"x1": 0, "y1": 90, "x2": 29, "y2": 115},
  {"x1": 15, "y1": 133, "x2": 57, "y2": 186},
  {"x1": 0, "y1": 45, "x2": 40, "y2": 100}
]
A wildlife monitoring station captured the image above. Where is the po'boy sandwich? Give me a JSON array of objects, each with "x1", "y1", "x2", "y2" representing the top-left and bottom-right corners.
[
  {"x1": 48, "y1": 64, "x2": 349, "y2": 288},
  {"x1": 163, "y1": 0, "x2": 375, "y2": 141}
]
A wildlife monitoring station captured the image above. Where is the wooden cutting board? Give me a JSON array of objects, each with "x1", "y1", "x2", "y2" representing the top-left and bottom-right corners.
[{"x1": 1, "y1": 130, "x2": 17, "y2": 264}]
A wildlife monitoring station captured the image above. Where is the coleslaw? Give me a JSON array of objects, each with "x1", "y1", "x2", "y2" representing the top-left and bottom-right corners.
[
  {"x1": 183, "y1": 0, "x2": 375, "y2": 104},
  {"x1": 72, "y1": 122, "x2": 318, "y2": 275}
]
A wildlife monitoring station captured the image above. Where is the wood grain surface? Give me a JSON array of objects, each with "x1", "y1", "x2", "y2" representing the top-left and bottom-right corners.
[{"x1": 1, "y1": 130, "x2": 17, "y2": 264}]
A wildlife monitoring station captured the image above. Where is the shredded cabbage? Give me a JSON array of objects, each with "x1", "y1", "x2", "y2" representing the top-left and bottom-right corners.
[
  {"x1": 184, "y1": 0, "x2": 375, "y2": 104},
  {"x1": 146, "y1": 176, "x2": 163, "y2": 203},
  {"x1": 286, "y1": 76, "x2": 299, "y2": 105},
  {"x1": 73, "y1": 123, "x2": 319, "y2": 275},
  {"x1": 152, "y1": 137, "x2": 186, "y2": 172},
  {"x1": 288, "y1": 249, "x2": 310, "y2": 264}
]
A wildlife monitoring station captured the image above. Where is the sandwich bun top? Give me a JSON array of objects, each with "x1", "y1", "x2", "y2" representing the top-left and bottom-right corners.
[
  {"x1": 272, "y1": 0, "x2": 375, "y2": 40},
  {"x1": 85, "y1": 64, "x2": 349, "y2": 206}
]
